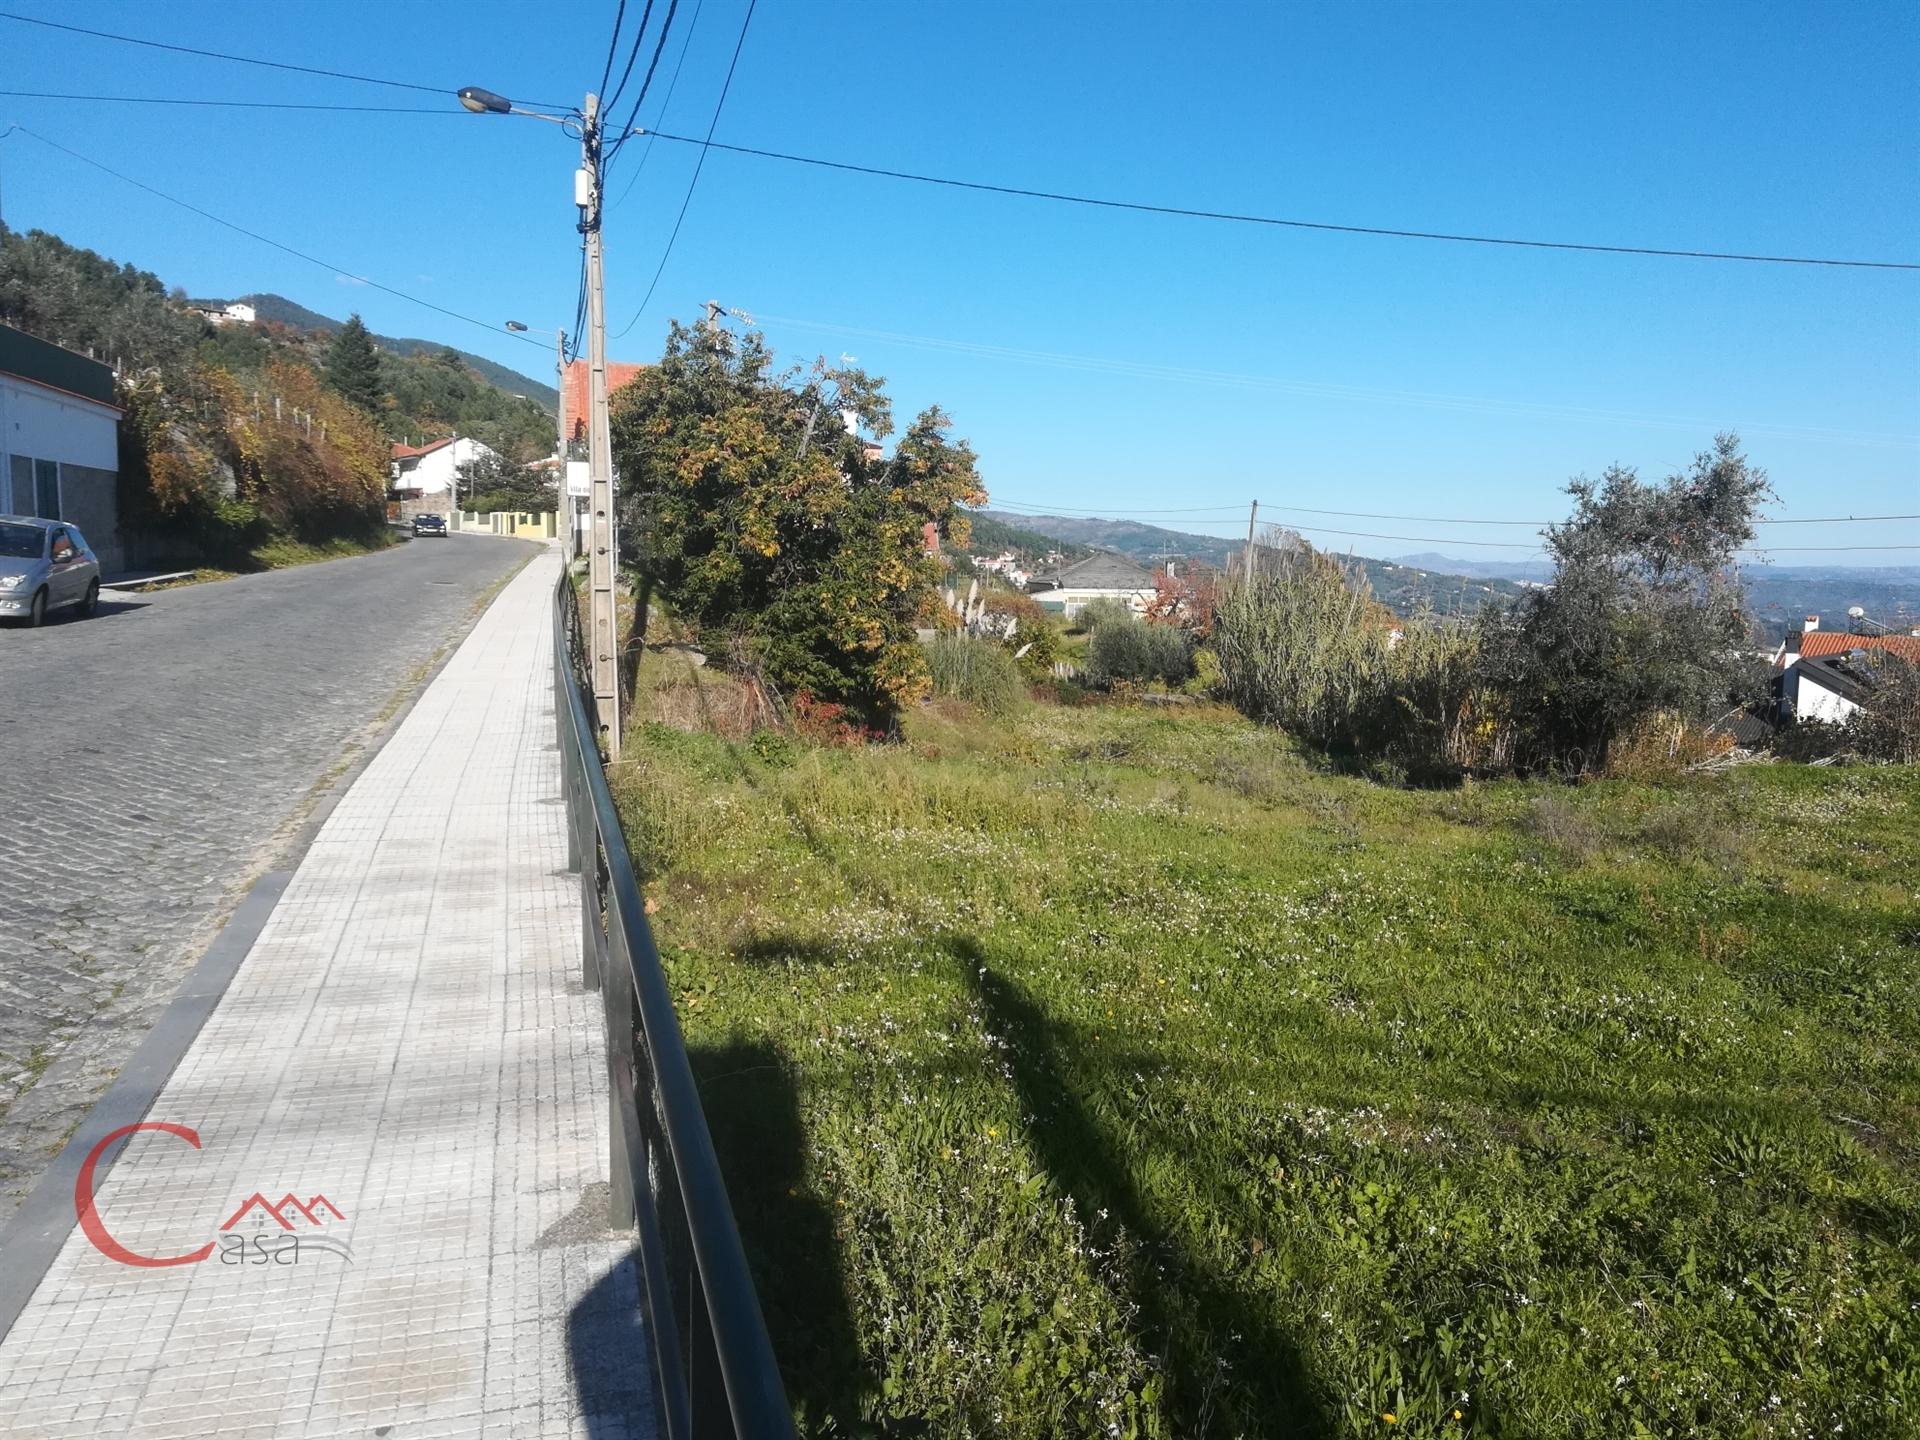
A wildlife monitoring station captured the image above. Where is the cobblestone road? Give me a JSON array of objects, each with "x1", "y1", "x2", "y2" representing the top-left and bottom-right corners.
[{"x1": 0, "y1": 534, "x2": 540, "y2": 1223}]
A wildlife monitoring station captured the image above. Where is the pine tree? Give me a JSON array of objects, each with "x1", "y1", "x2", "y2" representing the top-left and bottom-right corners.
[{"x1": 324, "y1": 313, "x2": 385, "y2": 416}]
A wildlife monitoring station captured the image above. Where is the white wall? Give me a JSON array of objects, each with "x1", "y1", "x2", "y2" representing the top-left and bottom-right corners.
[
  {"x1": 1790, "y1": 671, "x2": 1860, "y2": 725},
  {"x1": 1032, "y1": 585, "x2": 1153, "y2": 619},
  {"x1": 0, "y1": 373, "x2": 121, "y2": 512}
]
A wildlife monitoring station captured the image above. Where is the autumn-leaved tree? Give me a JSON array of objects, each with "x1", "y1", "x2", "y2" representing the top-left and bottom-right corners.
[{"x1": 610, "y1": 320, "x2": 985, "y2": 723}]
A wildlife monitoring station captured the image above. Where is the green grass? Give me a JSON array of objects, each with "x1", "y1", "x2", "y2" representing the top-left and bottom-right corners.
[
  {"x1": 614, "y1": 667, "x2": 1920, "y2": 1439},
  {"x1": 246, "y1": 528, "x2": 399, "y2": 570}
]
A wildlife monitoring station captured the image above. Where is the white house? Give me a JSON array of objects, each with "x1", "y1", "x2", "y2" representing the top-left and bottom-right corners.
[
  {"x1": 390, "y1": 436, "x2": 499, "y2": 512},
  {"x1": 1772, "y1": 615, "x2": 1920, "y2": 722},
  {"x1": 1025, "y1": 552, "x2": 1157, "y2": 618},
  {"x1": 1785, "y1": 653, "x2": 1874, "y2": 725},
  {"x1": 190, "y1": 301, "x2": 257, "y2": 327},
  {"x1": 0, "y1": 323, "x2": 125, "y2": 571}
]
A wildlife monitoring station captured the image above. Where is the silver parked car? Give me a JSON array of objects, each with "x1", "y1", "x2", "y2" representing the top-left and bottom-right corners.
[{"x1": 0, "y1": 516, "x2": 102, "y2": 626}]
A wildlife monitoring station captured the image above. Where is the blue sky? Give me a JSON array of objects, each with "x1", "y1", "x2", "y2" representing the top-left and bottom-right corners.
[{"x1": 2, "y1": 0, "x2": 1915, "y2": 562}]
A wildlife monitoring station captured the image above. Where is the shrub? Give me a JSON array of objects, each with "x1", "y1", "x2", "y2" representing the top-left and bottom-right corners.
[
  {"x1": 1072, "y1": 597, "x2": 1135, "y2": 635},
  {"x1": 1845, "y1": 652, "x2": 1920, "y2": 763},
  {"x1": 1085, "y1": 615, "x2": 1192, "y2": 687},
  {"x1": 982, "y1": 590, "x2": 1065, "y2": 680},
  {"x1": 925, "y1": 632, "x2": 1026, "y2": 716}
]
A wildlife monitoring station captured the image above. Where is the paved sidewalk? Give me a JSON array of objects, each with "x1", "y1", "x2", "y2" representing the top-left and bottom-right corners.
[{"x1": 0, "y1": 549, "x2": 654, "y2": 1439}]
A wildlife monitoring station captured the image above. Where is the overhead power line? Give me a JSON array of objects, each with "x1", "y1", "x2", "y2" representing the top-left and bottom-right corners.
[
  {"x1": 9, "y1": 126, "x2": 548, "y2": 352},
  {"x1": 611, "y1": 0, "x2": 756, "y2": 341},
  {"x1": 610, "y1": 0, "x2": 705, "y2": 211},
  {"x1": 607, "y1": 0, "x2": 683, "y2": 168},
  {"x1": 0, "y1": 10, "x2": 567, "y2": 109},
  {"x1": 986, "y1": 507, "x2": 1917, "y2": 555},
  {"x1": 638, "y1": 131, "x2": 1920, "y2": 272},
  {"x1": 989, "y1": 496, "x2": 1920, "y2": 527},
  {"x1": 753, "y1": 311, "x2": 1919, "y2": 449},
  {"x1": 598, "y1": 0, "x2": 633, "y2": 104},
  {"x1": 0, "y1": 89, "x2": 456, "y2": 114}
]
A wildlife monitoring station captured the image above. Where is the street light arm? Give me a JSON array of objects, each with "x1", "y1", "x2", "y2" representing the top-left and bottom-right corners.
[{"x1": 457, "y1": 86, "x2": 579, "y2": 127}]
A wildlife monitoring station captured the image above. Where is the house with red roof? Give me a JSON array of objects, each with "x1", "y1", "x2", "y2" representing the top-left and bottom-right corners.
[
  {"x1": 389, "y1": 435, "x2": 499, "y2": 513},
  {"x1": 1771, "y1": 615, "x2": 1920, "y2": 723}
]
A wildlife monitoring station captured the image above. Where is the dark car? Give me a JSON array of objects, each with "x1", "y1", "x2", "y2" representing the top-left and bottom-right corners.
[{"x1": 412, "y1": 513, "x2": 448, "y2": 537}]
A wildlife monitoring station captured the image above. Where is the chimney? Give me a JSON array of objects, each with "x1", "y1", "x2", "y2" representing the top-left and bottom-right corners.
[{"x1": 1802, "y1": 615, "x2": 1820, "y2": 634}]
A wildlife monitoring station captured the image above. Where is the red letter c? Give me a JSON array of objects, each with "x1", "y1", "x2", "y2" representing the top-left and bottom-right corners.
[{"x1": 75, "y1": 1123, "x2": 215, "y2": 1267}]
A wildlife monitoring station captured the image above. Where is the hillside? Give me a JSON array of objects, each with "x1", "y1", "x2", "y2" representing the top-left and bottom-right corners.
[
  {"x1": 980, "y1": 509, "x2": 1529, "y2": 616},
  {"x1": 229, "y1": 293, "x2": 558, "y2": 411},
  {"x1": 954, "y1": 509, "x2": 1093, "y2": 564}
]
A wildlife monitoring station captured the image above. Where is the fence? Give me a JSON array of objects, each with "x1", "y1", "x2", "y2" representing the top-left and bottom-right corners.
[{"x1": 551, "y1": 568, "x2": 795, "y2": 1440}]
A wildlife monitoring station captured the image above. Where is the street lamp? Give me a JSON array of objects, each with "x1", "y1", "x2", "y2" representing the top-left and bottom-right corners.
[
  {"x1": 462, "y1": 83, "x2": 621, "y2": 756},
  {"x1": 506, "y1": 319, "x2": 581, "y2": 559}
]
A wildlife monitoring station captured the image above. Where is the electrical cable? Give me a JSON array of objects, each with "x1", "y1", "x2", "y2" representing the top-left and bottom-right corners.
[
  {"x1": 0, "y1": 10, "x2": 568, "y2": 109},
  {"x1": 602, "y1": 0, "x2": 656, "y2": 120},
  {"x1": 598, "y1": 0, "x2": 632, "y2": 104},
  {"x1": 636, "y1": 130, "x2": 1920, "y2": 272},
  {"x1": 608, "y1": 0, "x2": 704, "y2": 212},
  {"x1": 752, "y1": 311, "x2": 1920, "y2": 449},
  {"x1": 0, "y1": 89, "x2": 460, "y2": 113},
  {"x1": 606, "y1": 0, "x2": 682, "y2": 167},
  {"x1": 988, "y1": 497, "x2": 1920, "y2": 527},
  {"x1": 610, "y1": 0, "x2": 756, "y2": 341},
  {"x1": 8, "y1": 126, "x2": 550, "y2": 350},
  {"x1": 983, "y1": 509, "x2": 1917, "y2": 554}
]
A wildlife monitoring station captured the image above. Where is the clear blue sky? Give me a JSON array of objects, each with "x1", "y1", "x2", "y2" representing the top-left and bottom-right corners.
[{"x1": 2, "y1": 0, "x2": 1915, "y2": 562}]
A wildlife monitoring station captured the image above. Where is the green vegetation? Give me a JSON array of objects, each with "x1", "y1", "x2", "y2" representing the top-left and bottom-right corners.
[
  {"x1": 0, "y1": 225, "x2": 558, "y2": 570},
  {"x1": 323, "y1": 312, "x2": 384, "y2": 416},
  {"x1": 618, "y1": 668, "x2": 1918, "y2": 1438},
  {"x1": 1085, "y1": 612, "x2": 1193, "y2": 687},
  {"x1": 925, "y1": 632, "x2": 1027, "y2": 715}
]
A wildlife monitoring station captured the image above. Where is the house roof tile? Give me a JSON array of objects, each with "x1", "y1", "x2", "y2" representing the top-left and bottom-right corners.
[{"x1": 1799, "y1": 631, "x2": 1920, "y2": 664}]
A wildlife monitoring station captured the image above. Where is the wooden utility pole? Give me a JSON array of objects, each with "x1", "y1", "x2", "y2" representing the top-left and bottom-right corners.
[{"x1": 1242, "y1": 499, "x2": 1259, "y2": 583}]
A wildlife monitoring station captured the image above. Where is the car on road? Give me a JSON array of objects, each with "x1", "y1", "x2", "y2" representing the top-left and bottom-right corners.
[
  {"x1": 412, "y1": 513, "x2": 448, "y2": 537},
  {"x1": 0, "y1": 516, "x2": 101, "y2": 627}
]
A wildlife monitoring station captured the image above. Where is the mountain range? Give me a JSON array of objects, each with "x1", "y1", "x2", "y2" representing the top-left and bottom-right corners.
[{"x1": 199, "y1": 293, "x2": 559, "y2": 411}]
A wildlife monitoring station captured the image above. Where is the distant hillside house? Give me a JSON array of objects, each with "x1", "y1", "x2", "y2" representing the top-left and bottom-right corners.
[
  {"x1": 390, "y1": 435, "x2": 498, "y2": 513},
  {"x1": 1025, "y1": 551, "x2": 1156, "y2": 617},
  {"x1": 189, "y1": 301, "x2": 257, "y2": 327},
  {"x1": 560, "y1": 358, "x2": 646, "y2": 449},
  {"x1": 0, "y1": 323, "x2": 125, "y2": 571}
]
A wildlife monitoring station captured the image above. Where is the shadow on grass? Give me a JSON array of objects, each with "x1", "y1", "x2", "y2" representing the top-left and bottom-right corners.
[
  {"x1": 691, "y1": 1040, "x2": 885, "y2": 1434},
  {"x1": 956, "y1": 939, "x2": 1333, "y2": 1439}
]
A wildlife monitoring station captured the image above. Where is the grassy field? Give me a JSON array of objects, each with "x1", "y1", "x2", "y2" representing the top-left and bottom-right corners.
[{"x1": 614, "y1": 660, "x2": 1919, "y2": 1439}]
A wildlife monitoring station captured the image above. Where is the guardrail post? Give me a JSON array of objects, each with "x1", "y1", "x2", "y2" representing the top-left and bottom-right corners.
[{"x1": 607, "y1": 961, "x2": 638, "y2": 1231}]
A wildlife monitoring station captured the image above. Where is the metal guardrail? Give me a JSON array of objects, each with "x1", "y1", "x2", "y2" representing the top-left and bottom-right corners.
[{"x1": 552, "y1": 569, "x2": 796, "y2": 1440}]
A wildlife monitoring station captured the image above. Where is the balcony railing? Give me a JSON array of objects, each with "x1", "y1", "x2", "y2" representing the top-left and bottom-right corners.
[{"x1": 553, "y1": 568, "x2": 795, "y2": 1440}]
